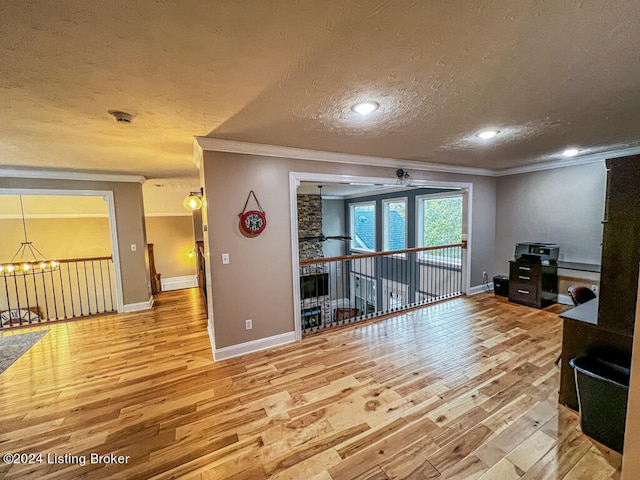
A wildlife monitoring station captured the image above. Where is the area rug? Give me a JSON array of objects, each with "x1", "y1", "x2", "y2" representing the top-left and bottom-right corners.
[{"x1": 0, "y1": 330, "x2": 49, "y2": 375}]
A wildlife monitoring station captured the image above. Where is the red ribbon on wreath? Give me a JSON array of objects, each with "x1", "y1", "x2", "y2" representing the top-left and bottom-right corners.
[{"x1": 238, "y1": 190, "x2": 267, "y2": 236}]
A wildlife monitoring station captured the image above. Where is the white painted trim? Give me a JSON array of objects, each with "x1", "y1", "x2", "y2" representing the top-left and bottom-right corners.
[
  {"x1": 0, "y1": 168, "x2": 145, "y2": 183},
  {"x1": 289, "y1": 172, "x2": 474, "y2": 337},
  {"x1": 558, "y1": 293, "x2": 574, "y2": 305},
  {"x1": 0, "y1": 213, "x2": 110, "y2": 219},
  {"x1": 463, "y1": 186, "x2": 472, "y2": 295},
  {"x1": 144, "y1": 212, "x2": 193, "y2": 217},
  {"x1": 468, "y1": 283, "x2": 494, "y2": 295},
  {"x1": 494, "y1": 145, "x2": 640, "y2": 177},
  {"x1": 193, "y1": 137, "x2": 204, "y2": 170},
  {"x1": 104, "y1": 191, "x2": 125, "y2": 314},
  {"x1": 197, "y1": 137, "x2": 496, "y2": 177},
  {"x1": 289, "y1": 173, "x2": 303, "y2": 341},
  {"x1": 207, "y1": 319, "x2": 216, "y2": 360},
  {"x1": 161, "y1": 275, "x2": 198, "y2": 291},
  {"x1": 0, "y1": 188, "x2": 110, "y2": 197},
  {"x1": 124, "y1": 296, "x2": 154, "y2": 313},
  {"x1": 0, "y1": 212, "x2": 190, "y2": 219},
  {"x1": 195, "y1": 137, "x2": 640, "y2": 179},
  {"x1": 0, "y1": 187, "x2": 125, "y2": 313},
  {"x1": 213, "y1": 331, "x2": 297, "y2": 361}
]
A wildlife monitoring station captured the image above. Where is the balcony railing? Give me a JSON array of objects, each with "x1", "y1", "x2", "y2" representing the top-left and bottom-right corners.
[
  {"x1": 299, "y1": 243, "x2": 465, "y2": 335},
  {"x1": 0, "y1": 256, "x2": 117, "y2": 328}
]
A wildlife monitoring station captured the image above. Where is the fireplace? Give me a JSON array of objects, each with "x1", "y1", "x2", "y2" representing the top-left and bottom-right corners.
[
  {"x1": 300, "y1": 272, "x2": 329, "y2": 300},
  {"x1": 301, "y1": 306, "x2": 322, "y2": 330}
]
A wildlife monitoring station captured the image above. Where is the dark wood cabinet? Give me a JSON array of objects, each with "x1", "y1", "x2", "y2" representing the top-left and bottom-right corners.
[
  {"x1": 597, "y1": 156, "x2": 640, "y2": 336},
  {"x1": 508, "y1": 260, "x2": 557, "y2": 308},
  {"x1": 559, "y1": 155, "x2": 639, "y2": 410}
]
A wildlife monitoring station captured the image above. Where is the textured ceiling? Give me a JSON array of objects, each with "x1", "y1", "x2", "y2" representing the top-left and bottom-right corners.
[{"x1": 1, "y1": 0, "x2": 639, "y2": 181}]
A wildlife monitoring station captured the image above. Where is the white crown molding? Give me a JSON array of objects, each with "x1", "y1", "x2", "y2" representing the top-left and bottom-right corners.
[
  {"x1": 0, "y1": 213, "x2": 110, "y2": 220},
  {"x1": 0, "y1": 212, "x2": 192, "y2": 219},
  {"x1": 195, "y1": 137, "x2": 497, "y2": 177},
  {"x1": 196, "y1": 137, "x2": 640, "y2": 178},
  {"x1": 493, "y1": 145, "x2": 640, "y2": 177},
  {"x1": 0, "y1": 167, "x2": 146, "y2": 184},
  {"x1": 144, "y1": 212, "x2": 193, "y2": 217}
]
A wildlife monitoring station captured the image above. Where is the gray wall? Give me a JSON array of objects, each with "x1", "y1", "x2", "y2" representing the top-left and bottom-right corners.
[
  {"x1": 322, "y1": 198, "x2": 346, "y2": 258},
  {"x1": 494, "y1": 161, "x2": 607, "y2": 276},
  {"x1": 201, "y1": 150, "x2": 496, "y2": 350}
]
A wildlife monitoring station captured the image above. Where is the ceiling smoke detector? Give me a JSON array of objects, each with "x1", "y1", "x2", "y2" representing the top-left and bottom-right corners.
[{"x1": 108, "y1": 110, "x2": 133, "y2": 124}]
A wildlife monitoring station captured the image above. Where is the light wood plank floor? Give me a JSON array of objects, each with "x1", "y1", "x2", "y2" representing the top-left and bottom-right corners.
[{"x1": 0, "y1": 289, "x2": 622, "y2": 479}]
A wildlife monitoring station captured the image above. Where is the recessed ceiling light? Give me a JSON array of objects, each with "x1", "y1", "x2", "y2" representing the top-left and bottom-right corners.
[
  {"x1": 351, "y1": 101, "x2": 379, "y2": 115},
  {"x1": 477, "y1": 130, "x2": 499, "y2": 140},
  {"x1": 563, "y1": 148, "x2": 579, "y2": 157}
]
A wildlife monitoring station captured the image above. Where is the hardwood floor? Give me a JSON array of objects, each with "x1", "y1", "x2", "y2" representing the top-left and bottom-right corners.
[{"x1": 0, "y1": 289, "x2": 622, "y2": 479}]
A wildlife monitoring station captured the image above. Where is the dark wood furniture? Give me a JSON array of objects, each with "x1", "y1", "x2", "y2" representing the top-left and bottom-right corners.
[
  {"x1": 597, "y1": 156, "x2": 640, "y2": 335},
  {"x1": 148, "y1": 243, "x2": 162, "y2": 295},
  {"x1": 559, "y1": 155, "x2": 640, "y2": 410},
  {"x1": 508, "y1": 260, "x2": 557, "y2": 308},
  {"x1": 334, "y1": 307, "x2": 359, "y2": 322},
  {"x1": 559, "y1": 307, "x2": 632, "y2": 411}
]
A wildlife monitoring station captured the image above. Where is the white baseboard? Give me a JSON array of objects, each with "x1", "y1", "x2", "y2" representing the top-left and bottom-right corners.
[
  {"x1": 214, "y1": 331, "x2": 297, "y2": 361},
  {"x1": 207, "y1": 318, "x2": 216, "y2": 360},
  {"x1": 124, "y1": 296, "x2": 154, "y2": 313},
  {"x1": 468, "y1": 282, "x2": 494, "y2": 295},
  {"x1": 161, "y1": 275, "x2": 198, "y2": 291},
  {"x1": 558, "y1": 293, "x2": 574, "y2": 305}
]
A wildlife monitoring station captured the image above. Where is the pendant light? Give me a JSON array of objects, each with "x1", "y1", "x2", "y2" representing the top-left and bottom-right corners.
[{"x1": 0, "y1": 195, "x2": 59, "y2": 276}]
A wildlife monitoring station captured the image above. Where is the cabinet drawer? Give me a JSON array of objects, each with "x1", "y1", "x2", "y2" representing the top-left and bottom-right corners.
[
  {"x1": 509, "y1": 282, "x2": 538, "y2": 306},
  {"x1": 513, "y1": 272, "x2": 536, "y2": 284},
  {"x1": 510, "y1": 262, "x2": 542, "y2": 281}
]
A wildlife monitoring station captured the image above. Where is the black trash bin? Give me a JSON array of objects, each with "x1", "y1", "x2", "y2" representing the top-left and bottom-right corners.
[
  {"x1": 569, "y1": 355, "x2": 630, "y2": 453},
  {"x1": 493, "y1": 275, "x2": 509, "y2": 297}
]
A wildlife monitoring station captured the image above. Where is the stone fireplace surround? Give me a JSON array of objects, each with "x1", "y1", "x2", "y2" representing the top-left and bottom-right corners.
[{"x1": 298, "y1": 194, "x2": 332, "y2": 326}]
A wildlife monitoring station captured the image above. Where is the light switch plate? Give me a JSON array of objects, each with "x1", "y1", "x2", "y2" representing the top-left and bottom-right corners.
[{"x1": 222, "y1": 253, "x2": 229, "y2": 264}]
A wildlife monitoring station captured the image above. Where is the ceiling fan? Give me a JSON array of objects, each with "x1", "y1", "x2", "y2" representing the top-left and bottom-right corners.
[{"x1": 298, "y1": 184, "x2": 352, "y2": 243}]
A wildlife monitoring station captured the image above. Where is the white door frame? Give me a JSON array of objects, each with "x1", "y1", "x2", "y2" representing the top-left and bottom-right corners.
[
  {"x1": 289, "y1": 172, "x2": 473, "y2": 341},
  {"x1": 0, "y1": 188, "x2": 125, "y2": 313}
]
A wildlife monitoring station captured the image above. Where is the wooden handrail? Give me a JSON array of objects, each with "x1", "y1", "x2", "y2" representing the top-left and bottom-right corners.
[
  {"x1": 1, "y1": 255, "x2": 113, "y2": 265},
  {"x1": 56, "y1": 255, "x2": 113, "y2": 264},
  {"x1": 299, "y1": 242, "x2": 466, "y2": 266}
]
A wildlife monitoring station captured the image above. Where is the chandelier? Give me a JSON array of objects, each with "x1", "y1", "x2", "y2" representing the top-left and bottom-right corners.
[{"x1": 0, "y1": 195, "x2": 59, "y2": 276}]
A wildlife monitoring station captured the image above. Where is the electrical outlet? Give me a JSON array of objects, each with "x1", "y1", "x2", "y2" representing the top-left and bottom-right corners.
[
  {"x1": 482, "y1": 271, "x2": 489, "y2": 281},
  {"x1": 591, "y1": 285, "x2": 598, "y2": 293},
  {"x1": 222, "y1": 253, "x2": 229, "y2": 264},
  {"x1": 245, "y1": 319, "x2": 252, "y2": 330},
  {"x1": 130, "y1": 244, "x2": 137, "y2": 252}
]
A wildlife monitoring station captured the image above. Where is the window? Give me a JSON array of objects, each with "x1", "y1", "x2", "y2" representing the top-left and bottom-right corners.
[
  {"x1": 352, "y1": 274, "x2": 376, "y2": 314},
  {"x1": 416, "y1": 193, "x2": 463, "y2": 260},
  {"x1": 350, "y1": 202, "x2": 376, "y2": 252},
  {"x1": 382, "y1": 198, "x2": 407, "y2": 252}
]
